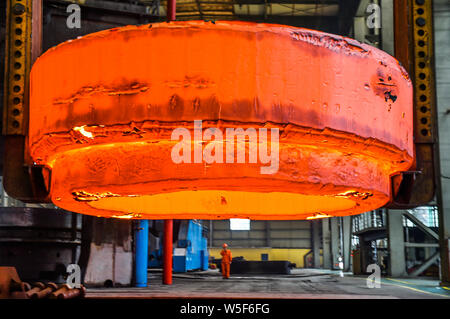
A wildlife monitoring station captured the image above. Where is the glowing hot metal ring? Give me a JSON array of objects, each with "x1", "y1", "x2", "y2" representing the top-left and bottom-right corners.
[{"x1": 29, "y1": 21, "x2": 413, "y2": 219}]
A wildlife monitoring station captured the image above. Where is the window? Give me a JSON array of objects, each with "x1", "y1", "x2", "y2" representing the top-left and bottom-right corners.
[
  {"x1": 229, "y1": 218, "x2": 250, "y2": 231},
  {"x1": 404, "y1": 206, "x2": 439, "y2": 228}
]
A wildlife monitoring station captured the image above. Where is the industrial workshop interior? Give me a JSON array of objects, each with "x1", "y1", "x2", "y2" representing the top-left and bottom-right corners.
[{"x1": 0, "y1": 0, "x2": 450, "y2": 309}]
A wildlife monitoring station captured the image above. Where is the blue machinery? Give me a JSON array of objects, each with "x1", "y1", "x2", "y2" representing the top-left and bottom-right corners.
[{"x1": 148, "y1": 220, "x2": 209, "y2": 273}]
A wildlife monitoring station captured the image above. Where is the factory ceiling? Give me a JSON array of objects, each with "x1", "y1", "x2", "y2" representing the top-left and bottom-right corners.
[
  {"x1": 156, "y1": 0, "x2": 339, "y2": 20},
  {"x1": 46, "y1": 0, "x2": 359, "y2": 34}
]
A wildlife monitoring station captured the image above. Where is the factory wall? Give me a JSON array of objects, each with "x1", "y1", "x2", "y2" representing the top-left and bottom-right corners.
[
  {"x1": 208, "y1": 248, "x2": 322, "y2": 268},
  {"x1": 209, "y1": 220, "x2": 317, "y2": 267},
  {"x1": 210, "y1": 220, "x2": 312, "y2": 248}
]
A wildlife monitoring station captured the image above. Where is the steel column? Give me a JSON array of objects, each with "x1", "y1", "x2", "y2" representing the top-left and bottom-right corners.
[
  {"x1": 387, "y1": 210, "x2": 406, "y2": 277},
  {"x1": 380, "y1": 0, "x2": 394, "y2": 56},
  {"x1": 330, "y1": 218, "x2": 339, "y2": 269},
  {"x1": 2, "y1": 0, "x2": 48, "y2": 202},
  {"x1": 312, "y1": 220, "x2": 320, "y2": 268},
  {"x1": 342, "y1": 216, "x2": 352, "y2": 271},
  {"x1": 167, "y1": 0, "x2": 176, "y2": 21},
  {"x1": 434, "y1": 0, "x2": 450, "y2": 287},
  {"x1": 322, "y1": 218, "x2": 331, "y2": 269},
  {"x1": 31, "y1": 0, "x2": 42, "y2": 64},
  {"x1": 209, "y1": 220, "x2": 213, "y2": 248},
  {"x1": 163, "y1": 219, "x2": 173, "y2": 285},
  {"x1": 3, "y1": 0, "x2": 32, "y2": 136},
  {"x1": 393, "y1": 0, "x2": 448, "y2": 285},
  {"x1": 135, "y1": 220, "x2": 149, "y2": 287},
  {"x1": 162, "y1": 0, "x2": 175, "y2": 285},
  {"x1": 265, "y1": 221, "x2": 271, "y2": 247}
]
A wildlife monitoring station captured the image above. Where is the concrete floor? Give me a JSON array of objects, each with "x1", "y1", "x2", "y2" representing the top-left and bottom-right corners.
[{"x1": 86, "y1": 269, "x2": 450, "y2": 299}]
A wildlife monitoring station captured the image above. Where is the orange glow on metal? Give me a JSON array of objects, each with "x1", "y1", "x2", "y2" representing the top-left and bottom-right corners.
[{"x1": 28, "y1": 21, "x2": 413, "y2": 220}]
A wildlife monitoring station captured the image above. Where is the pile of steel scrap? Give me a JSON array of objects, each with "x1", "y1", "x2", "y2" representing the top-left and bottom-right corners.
[{"x1": 0, "y1": 267, "x2": 86, "y2": 299}]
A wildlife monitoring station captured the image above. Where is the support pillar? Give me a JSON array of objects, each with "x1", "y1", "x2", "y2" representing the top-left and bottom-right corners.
[
  {"x1": 387, "y1": 210, "x2": 406, "y2": 277},
  {"x1": 266, "y1": 221, "x2": 271, "y2": 247},
  {"x1": 360, "y1": 239, "x2": 371, "y2": 274},
  {"x1": 433, "y1": 0, "x2": 450, "y2": 288},
  {"x1": 209, "y1": 220, "x2": 213, "y2": 248},
  {"x1": 330, "y1": 217, "x2": 339, "y2": 269},
  {"x1": 167, "y1": 0, "x2": 176, "y2": 21},
  {"x1": 161, "y1": 0, "x2": 175, "y2": 286},
  {"x1": 163, "y1": 219, "x2": 173, "y2": 285},
  {"x1": 342, "y1": 216, "x2": 352, "y2": 271},
  {"x1": 31, "y1": 0, "x2": 42, "y2": 64},
  {"x1": 312, "y1": 220, "x2": 320, "y2": 268},
  {"x1": 135, "y1": 220, "x2": 149, "y2": 287},
  {"x1": 322, "y1": 218, "x2": 331, "y2": 269}
]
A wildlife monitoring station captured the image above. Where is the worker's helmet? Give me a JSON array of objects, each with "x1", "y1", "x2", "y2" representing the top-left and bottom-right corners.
[{"x1": 222, "y1": 243, "x2": 228, "y2": 248}]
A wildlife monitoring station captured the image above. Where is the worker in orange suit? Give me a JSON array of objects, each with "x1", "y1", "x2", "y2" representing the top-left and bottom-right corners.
[{"x1": 220, "y1": 243, "x2": 232, "y2": 279}]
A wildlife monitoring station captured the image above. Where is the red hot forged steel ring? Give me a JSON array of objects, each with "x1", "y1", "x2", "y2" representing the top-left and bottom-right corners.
[{"x1": 28, "y1": 21, "x2": 413, "y2": 220}]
